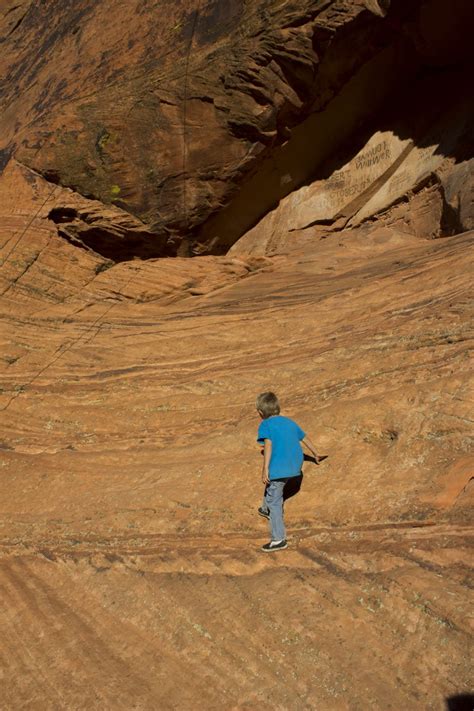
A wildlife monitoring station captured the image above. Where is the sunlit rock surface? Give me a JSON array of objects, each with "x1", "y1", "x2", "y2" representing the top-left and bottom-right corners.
[{"x1": 0, "y1": 0, "x2": 473, "y2": 708}]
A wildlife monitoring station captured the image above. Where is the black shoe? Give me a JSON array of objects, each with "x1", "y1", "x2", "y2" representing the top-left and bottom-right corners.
[
  {"x1": 261, "y1": 539, "x2": 288, "y2": 552},
  {"x1": 258, "y1": 507, "x2": 270, "y2": 520}
]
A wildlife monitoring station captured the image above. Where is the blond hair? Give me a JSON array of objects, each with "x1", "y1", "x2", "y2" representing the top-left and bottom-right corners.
[{"x1": 256, "y1": 391, "x2": 280, "y2": 418}]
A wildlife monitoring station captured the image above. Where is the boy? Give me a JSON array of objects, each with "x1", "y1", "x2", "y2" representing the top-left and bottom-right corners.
[{"x1": 256, "y1": 391, "x2": 321, "y2": 552}]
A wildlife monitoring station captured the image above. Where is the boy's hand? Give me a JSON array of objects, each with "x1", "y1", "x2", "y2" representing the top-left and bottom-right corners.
[{"x1": 262, "y1": 471, "x2": 270, "y2": 484}]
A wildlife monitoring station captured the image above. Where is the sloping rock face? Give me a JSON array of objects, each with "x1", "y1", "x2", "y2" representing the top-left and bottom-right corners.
[
  {"x1": 1, "y1": 160, "x2": 473, "y2": 708},
  {"x1": 1, "y1": 0, "x2": 473, "y2": 257},
  {"x1": 0, "y1": 1, "x2": 473, "y2": 709}
]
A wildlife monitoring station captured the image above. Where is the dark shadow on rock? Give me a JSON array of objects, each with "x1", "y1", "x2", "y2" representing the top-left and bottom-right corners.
[
  {"x1": 446, "y1": 694, "x2": 474, "y2": 711},
  {"x1": 195, "y1": 0, "x2": 474, "y2": 255},
  {"x1": 283, "y1": 455, "x2": 328, "y2": 502},
  {"x1": 283, "y1": 473, "x2": 303, "y2": 502},
  {"x1": 304, "y1": 453, "x2": 328, "y2": 465}
]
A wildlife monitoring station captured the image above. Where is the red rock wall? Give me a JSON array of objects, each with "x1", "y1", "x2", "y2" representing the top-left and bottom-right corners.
[{"x1": 2, "y1": 0, "x2": 472, "y2": 258}]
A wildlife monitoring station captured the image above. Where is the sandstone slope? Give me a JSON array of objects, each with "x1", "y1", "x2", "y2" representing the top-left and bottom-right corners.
[
  {"x1": 1, "y1": 158, "x2": 473, "y2": 709},
  {"x1": 1, "y1": 0, "x2": 473, "y2": 708}
]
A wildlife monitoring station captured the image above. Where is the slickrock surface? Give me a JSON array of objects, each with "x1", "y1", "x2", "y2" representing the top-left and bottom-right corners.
[
  {"x1": 1, "y1": 0, "x2": 473, "y2": 708},
  {"x1": 1, "y1": 158, "x2": 473, "y2": 708}
]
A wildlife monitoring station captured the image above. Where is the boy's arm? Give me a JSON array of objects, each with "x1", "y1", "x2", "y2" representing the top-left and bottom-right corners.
[
  {"x1": 262, "y1": 439, "x2": 272, "y2": 484},
  {"x1": 302, "y1": 436, "x2": 321, "y2": 463}
]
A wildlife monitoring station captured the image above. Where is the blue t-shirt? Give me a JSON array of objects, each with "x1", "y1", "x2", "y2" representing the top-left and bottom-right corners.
[{"x1": 257, "y1": 415, "x2": 305, "y2": 479}]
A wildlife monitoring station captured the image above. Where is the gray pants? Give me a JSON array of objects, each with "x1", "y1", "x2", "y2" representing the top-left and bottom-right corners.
[{"x1": 262, "y1": 479, "x2": 289, "y2": 542}]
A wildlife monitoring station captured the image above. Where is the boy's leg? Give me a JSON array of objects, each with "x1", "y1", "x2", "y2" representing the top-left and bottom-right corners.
[{"x1": 264, "y1": 479, "x2": 288, "y2": 541}]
